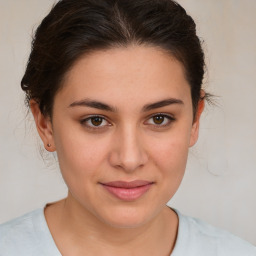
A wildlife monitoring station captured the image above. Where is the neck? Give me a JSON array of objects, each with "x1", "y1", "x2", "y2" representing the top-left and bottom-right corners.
[{"x1": 45, "y1": 193, "x2": 178, "y2": 256}]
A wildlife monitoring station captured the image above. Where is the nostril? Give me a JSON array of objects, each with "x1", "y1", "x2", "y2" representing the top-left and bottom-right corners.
[
  {"x1": 108, "y1": 129, "x2": 149, "y2": 171},
  {"x1": 109, "y1": 152, "x2": 148, "y2": 172}
]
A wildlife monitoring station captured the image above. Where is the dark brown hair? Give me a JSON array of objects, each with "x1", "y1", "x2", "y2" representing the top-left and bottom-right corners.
[{"x1": 21, "y1": 0, "x2": 206, "y2": 119}]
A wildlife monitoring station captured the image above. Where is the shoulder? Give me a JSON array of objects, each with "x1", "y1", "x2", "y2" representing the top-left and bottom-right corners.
[
  {"x1": 0, "y1": 208, "x2": 60, "y2": 256},
  {"x1": 172, "y1": 210, "x2": 256, "y2": 256}
]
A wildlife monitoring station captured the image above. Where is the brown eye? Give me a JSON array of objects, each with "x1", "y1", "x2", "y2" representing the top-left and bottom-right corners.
[
  {"x1": 81, "y1": 115, "x2": 110, "y2": 129},
  {"x1": 91, "y1": 116, "x2": 103, "y2": 126},
  {"x1": 145, "y1": 114, "x2": 175, "y2": 127},
  {"x1": 153, "y1": 115, "x2": 165, "y2": 125}
]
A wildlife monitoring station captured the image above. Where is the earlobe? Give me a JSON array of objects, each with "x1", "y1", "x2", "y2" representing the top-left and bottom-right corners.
[
  {"x1": 30, "y1": 100, "x2": 56, "y2": 152},
  {"x1": 189, "y1": 90, "x2": 205, "y2": 147}
]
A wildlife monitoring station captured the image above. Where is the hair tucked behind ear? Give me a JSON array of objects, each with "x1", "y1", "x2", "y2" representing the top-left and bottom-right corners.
[{"x1": 21, "y1": 0, "x2": 207, "y2": 120}]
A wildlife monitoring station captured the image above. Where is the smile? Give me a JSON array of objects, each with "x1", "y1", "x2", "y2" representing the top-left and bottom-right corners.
[{"x1": 100, "y1": 180, "x2": 154, "y2": 201}]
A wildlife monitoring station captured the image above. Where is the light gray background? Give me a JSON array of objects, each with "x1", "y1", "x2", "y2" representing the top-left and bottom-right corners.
[{"x1": 0, "y1": 0, "x2": 255, "y2": 245}]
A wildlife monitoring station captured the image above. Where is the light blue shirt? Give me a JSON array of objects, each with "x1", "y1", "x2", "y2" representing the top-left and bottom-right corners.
[{"x1": 0, "y1": 208, "x2": 255, "y2": 255}]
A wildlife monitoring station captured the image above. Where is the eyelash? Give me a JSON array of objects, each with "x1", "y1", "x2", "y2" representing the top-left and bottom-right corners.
[
  {"x1": 80, "y1": 113, "x2": 175, "y2": 130},
  {"x1": 80, "y1": 115, "x2": 111, "y2": 130},
  {"x1": 145, "y1": 113, "x2": 175, "y2": 128}
]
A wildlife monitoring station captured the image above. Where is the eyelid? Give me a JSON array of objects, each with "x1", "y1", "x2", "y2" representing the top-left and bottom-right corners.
[
  {"x1": 80, "y1": 113, "x2": 175, "y2": 130},
  {"x1": 80, "y1": 115, "x2": 112, "y2": 129},
  {"x1": 144, "y1": 113, "x2": 175, "y2": 127}
]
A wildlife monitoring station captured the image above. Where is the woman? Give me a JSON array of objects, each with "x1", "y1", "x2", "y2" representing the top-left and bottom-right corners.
[{"x1": 0, "y1": 0, "x2": 255, "y2": 255}]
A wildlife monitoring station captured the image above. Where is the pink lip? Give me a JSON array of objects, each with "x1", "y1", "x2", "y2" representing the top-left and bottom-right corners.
[{"x1": 100, "y1": 180, "x2": 154, "y2": 201}]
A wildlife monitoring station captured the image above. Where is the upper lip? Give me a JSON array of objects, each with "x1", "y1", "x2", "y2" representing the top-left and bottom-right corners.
[{"x1": 100, "y1": 180, "x2": 154, "y2": 188}]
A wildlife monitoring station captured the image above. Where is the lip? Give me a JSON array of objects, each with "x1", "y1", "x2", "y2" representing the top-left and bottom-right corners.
[{"x1": 100, "y1": 180, "x2": 154, "y2": 201}]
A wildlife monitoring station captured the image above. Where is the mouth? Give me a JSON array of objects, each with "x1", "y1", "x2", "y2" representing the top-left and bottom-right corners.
[{"x1": 99, "y1": 180, "x2": 154, "y2": 201}]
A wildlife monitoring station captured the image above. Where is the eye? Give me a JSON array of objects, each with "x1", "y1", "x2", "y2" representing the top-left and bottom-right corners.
[
  {"x1": 146, "y1": 114, "x2": 175, "y2": 127},
  {"x1": 80, "y1": 115, "x2": 110, "y2": 129}
]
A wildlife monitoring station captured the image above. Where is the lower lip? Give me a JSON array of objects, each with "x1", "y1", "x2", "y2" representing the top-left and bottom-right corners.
[{"x1": 101, "y1": 184, "x2": 153, "y2": 201}]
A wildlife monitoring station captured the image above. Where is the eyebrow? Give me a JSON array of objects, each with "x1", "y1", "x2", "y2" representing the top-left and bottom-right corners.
[
  {"x1": 68, "y1": 98, "x2": 184, "y2": 112},
  {"x1": 142, "y1": 98, "x2": 184, "y2": 112},
  {"x1": 69, "y1": 99, "x2": 116, "y2": 112}
]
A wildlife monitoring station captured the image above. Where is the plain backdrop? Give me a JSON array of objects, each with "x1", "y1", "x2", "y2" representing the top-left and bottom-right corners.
[{"x1": 0, "y1": 0, "x2": 255, "y2": 245}]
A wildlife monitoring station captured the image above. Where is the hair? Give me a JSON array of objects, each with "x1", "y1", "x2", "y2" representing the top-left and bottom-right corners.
[{"x1": 21, "y1": 0, "x2": 207, "y2": 120}]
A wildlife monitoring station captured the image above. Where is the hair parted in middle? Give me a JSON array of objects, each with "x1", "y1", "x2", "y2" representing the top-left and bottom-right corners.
[{"x1": 21, "y1": 0, "x2": 205, "y2": 119}]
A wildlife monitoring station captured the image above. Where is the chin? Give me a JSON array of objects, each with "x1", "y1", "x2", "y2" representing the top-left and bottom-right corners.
[{"x1": 95, "y1": 204, "x2": 158, "y2": 229}]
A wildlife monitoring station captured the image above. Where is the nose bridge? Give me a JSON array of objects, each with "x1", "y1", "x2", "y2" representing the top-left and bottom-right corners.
[{"x1": 111, "y1": 123, "x2": 148, "y2": 172}]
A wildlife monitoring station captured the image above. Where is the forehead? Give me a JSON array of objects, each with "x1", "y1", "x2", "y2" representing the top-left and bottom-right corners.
[{"x1": 57, "y1": 46, "x2": 191, "y2": 109}]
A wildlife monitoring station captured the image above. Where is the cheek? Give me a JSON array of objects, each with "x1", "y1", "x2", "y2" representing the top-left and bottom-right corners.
[
  {"x1": 53, "y1": 125, "x2": 110, "y2": 179},
  {"x1": 146, "y1": 126, "x2": 191, "y2": 197},
  {"x1": 53, "y1": 130, "x2": 112, "y2": 203},
  {"x1": 148, "y1": 128, "x2": 191, "y2": 170},
  {"x1": 152, "y1": 139, "x2": 189, "y2": 186},
  {"x1": 154, "y1": 138, "x2": 189, "y2": 162}
]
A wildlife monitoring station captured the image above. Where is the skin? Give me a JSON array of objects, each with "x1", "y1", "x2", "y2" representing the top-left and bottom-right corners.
[{"x1": 30, "y1": 45, "x2": 204, "y2": 256}]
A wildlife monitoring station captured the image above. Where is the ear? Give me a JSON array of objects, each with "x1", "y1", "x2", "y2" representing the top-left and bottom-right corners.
[
  {"x1": 189, "y1": 90, "x2": 205, "y2": 147},
  {"x1": 30, "y1": 99, "x2": 56, "y2": 152}
]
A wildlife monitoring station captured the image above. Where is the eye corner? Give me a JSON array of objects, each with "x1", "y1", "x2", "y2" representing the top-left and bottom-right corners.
[
  {"x1": 80, "y1": 115, "x2": 112, "y2": 130},
  {"x1": 144, "y1": 113, "x2": 176, "y2": 128}
]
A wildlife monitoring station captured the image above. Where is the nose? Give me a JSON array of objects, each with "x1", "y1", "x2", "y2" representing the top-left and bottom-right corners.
[{"x1": 109, "y1": 125, "x2": 148, "y2": 173}]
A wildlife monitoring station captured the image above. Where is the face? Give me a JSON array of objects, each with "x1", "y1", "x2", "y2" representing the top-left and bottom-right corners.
[{"x1": 33, "y1": 46, "x2": 203, "y2": 228}]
